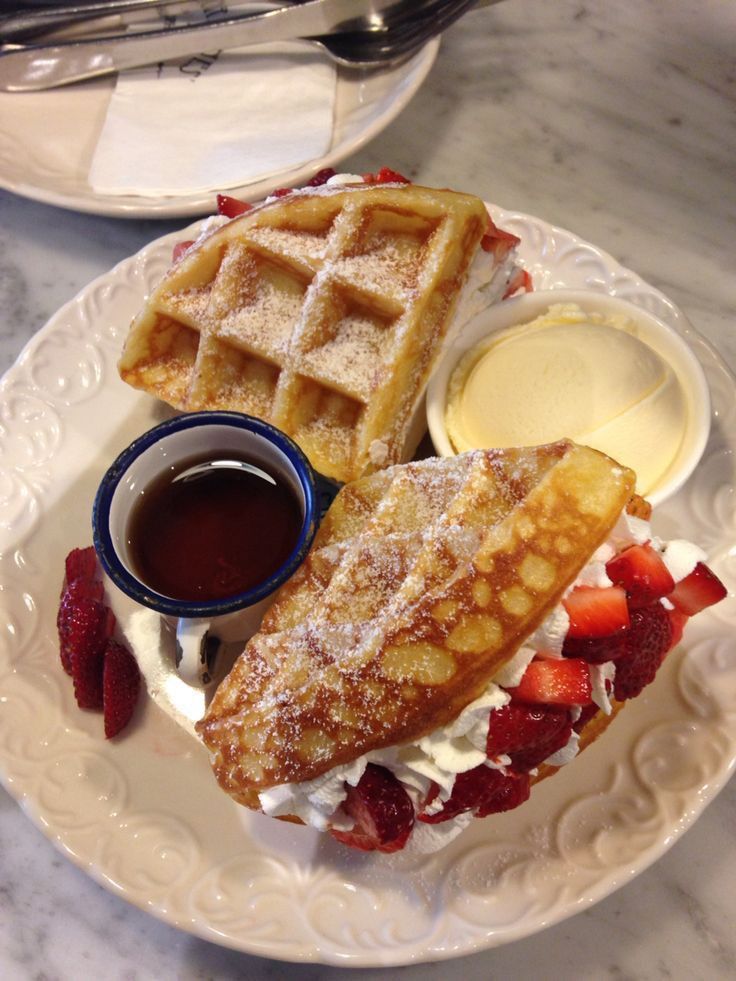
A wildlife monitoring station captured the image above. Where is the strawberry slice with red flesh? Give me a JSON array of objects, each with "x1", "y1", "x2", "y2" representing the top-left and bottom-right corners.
[
  {"x1": 486, "y1": 702, "x2": 571, "y2": 760},
  {"x1": 68, "y1": 599, "x2": 116, "y2": 709},
  {"x1": 103, "y1": 640, "x2": 141, "y2": 738},
  {"x1": 562, "y1": 628, "x2": 628, "y2": 664},
  {"x1": 171, "y1": 240, "x2": 195, "y2": 263},
  {"x1": 508, "y1": 715, "x2": 573, "y2": 773},
  {"x1": 606, "y1": 543, "x2": 675, "y2": 609},
  {"x1": 216, "y1": 193, "x2": 253, "y2": 218},
  {"x1": 329, "y1": 764, "x2": 414, "y2": 853},
  {"x1": 563, "y1": 585, "x2": 630, "y2": 639},
  {"x1": 668, "y1": 562, "x2": 727, "y2": 616},
  {"x1": 58, "y1": 577, "x2": 105, "y2": 674},
  {"x1": 418, "y1": 766, "x2": 530, "y2": 823},
  {"x1": 362, "y1": 166, "x2": 410, "y2": 184},
  {"x1": 476, "y1": 770, "x2": 530, "y2": 817},
  {"x1": 667, "y1": 607, "x2": 689, "y2": 649},
  {"x1": 613, "y1": 603, "x2": 673, "y2": 701},
  {"x1": 64, "y1": 546, "x2": 98, "y2": 583},
  {"x1": 481, "y1": 215, "x2": 521, "y2": 261},
  {"x1": 58, "y1": 546, "x2": 105, "y2": 675},
  {"x1": 503, "y1": 266, "x2": 533, "y2": 299},
  {"x1": 306, "y1": 167, "x2": 337, "y2": 186},
  {"x1": 573, "y1": 703, "x2": 600, "y2": 734},
  {"x1": 508, "y1": 657, "x2": 593, "y2": 707}
]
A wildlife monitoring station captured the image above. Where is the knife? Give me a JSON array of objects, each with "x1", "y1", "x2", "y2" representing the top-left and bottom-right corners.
[{"x1": 0, "y1": 0, "x2": 411, "y2": 90}]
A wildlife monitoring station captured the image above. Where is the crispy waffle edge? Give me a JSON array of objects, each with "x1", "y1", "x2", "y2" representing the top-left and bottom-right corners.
[{"x1": 117, "y1": 183, "x2": 493, "y2": 483}]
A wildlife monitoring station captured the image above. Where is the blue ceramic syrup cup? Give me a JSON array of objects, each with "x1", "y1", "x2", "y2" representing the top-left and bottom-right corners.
[{"x1": 93, "y1": 412, "x2": 323, "y2": 684}]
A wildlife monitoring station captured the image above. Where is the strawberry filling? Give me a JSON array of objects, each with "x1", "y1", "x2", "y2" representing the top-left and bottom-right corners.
[
  {"x1": 330, "y1": 764, "x2": 414, "y2": 853},
  {"x1": 326, "y1": 525, "x2": 726, "y2": 851}
]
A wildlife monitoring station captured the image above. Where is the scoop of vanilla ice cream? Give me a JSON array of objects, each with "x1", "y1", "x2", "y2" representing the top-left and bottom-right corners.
[{"x1": 445, "y1": 303, "x2": 687, "y2": 495}]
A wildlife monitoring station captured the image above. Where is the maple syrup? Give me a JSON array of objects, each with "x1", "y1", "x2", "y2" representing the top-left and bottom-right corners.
[{"x1": 127, "y1": 453, "x2": 303, "y2": 602}]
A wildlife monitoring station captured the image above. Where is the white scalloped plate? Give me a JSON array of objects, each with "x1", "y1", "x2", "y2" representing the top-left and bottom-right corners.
[
  {"x1": 0, "y1": 40, "x2": 437, "y2": 219},
  {"x1": 1, "y1": 207, "x2": 734, "y2": 966}
]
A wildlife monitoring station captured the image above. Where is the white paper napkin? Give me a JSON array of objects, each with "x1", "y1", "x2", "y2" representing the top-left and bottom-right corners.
[{"x1": 89, "y1": 41, "x2": 336, "y2": 197}]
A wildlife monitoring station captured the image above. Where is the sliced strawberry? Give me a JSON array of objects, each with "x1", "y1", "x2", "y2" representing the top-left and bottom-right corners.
[
  {"x1": 362, "y1": 166, "x2": 410, "y2": 184},
  {"x1": 418, "y1": 766, "x2": 530, "y2": 823},
  {"x1": 502, "y1": 266, "x2": 533, "y2": 299},
  {"x1": 216, "y1": 193, "x2": 253, "y2": 218},
  {"x1": 271, "y1": 187, "x2": 293, "y2": 198},
  {"x1": 171, "y1": 240, "x2": 195, "y2": 263},
  {"x1": 480, "y1": 215, "x2": 521, "y2": 261},
  {"x1": 60, "y1": 575, "x2": 104, "y2": 607},
  {"x1": 103, "y1": 640, "x2": 141, "y2": 738},
  {"x1": 667, "y1": 607, "x2": 689, "y2": 650},
  {"x1": 68, "y1": 599, "x2": 116, "y2": 709},
  {"x1": 562, "y1": 629, "x2": 628, "y2": 664},
  {"x1": 668, "y1": 562, "x2": 727, "y2": 616},
  {"x1": 508, "y1": 716, "x2": 573, "y2": 773},
  {"x1": 307, "y1": 167, "x2": 337, "y2": 186},
  {"x1": 573, "y1": 703, "x2": 600, "y2": 733},
  {"x1": 58, "y1": 547, "x2": 104, "y2": 675},
  {"x1": 476, "y1": 770, "x2": 530, "y2": 816},
  {"x1": 486, "y1": 702, "x2": 570, "y2": 760},
  {"x1": 329, "y1": 764, "x2": 414, "y2": 853},
  {"x1": 64, "y1": 546, "x2": 98, "y2": 583},
  {"x1": 508, "y1": 658, "x2": 593, "y2": 707},
  {"x1": 58, "y1": 577, "x2": 105, "y2": 674},
  {"x1": 563, "y1": 585, "x2": 630, "y2": 639},
  {"x1": 613, "y1": 604, "x2": 673, "y2": 701},
  {"x1": 605, "y1": 543, "x2": 675, "y2": 608}
]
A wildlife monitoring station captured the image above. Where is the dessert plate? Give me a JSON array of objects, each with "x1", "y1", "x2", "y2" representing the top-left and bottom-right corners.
[
  {"x1": 0, "y1": 206, "x2": 734, "y2": 966},
  {"x1": 0, "y1": 40, "x2": 438, "y2": 219}
]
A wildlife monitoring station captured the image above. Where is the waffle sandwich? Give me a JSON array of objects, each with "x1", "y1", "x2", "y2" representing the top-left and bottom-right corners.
[
  {"x1": 118, "y1": 181, "x2": 519, "y2": 483},
  {"x1": 196, "y1": 440, "x2": 725, "y2": 853}
]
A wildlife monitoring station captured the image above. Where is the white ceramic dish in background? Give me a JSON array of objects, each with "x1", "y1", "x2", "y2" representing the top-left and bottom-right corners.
[
  {"x1": 427, "y1": 289, "x2": 711, "y2": 507},
  {"x1": 0, "y1": 40, "x2": 438, "y2": 219},
  {"x1": 0, "y1": 206, "x2": 733, "y2": 966}
]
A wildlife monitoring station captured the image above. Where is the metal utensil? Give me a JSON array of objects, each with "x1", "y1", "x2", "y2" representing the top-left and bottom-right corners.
[
  {"x1": 0, "y1": 0, "x2": 500, "y2": 91},
  {"x1": 0, "y1": 0, "x2": 261, "y2": 41},
  {"x1": 319, "y1": 0, "x2": 480, "y2": 65}
]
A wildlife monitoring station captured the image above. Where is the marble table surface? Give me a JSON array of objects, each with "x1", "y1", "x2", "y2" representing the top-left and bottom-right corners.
[{"x1": 1, "y1": 0, "x2": 734, "y2": 977}]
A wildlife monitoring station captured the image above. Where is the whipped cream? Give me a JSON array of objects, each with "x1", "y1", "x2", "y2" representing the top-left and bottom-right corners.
[
  {"x1": 659, "y1": 538, "x2": 706, "y2": 583},
  {"x1": 450, "y1": 245, "x2": 518, "y2": 333},
  {"x1": 526, "y1": 605, "x2": 570, "y2": 656},
  {"x1": 260, "y1": 684, "x2": 510, "y2": 834},
  {"x1": 590, "y1": 661, "x2": 616, "y2": 714},
  {"x1": 325, "y1": 172, "x2": 364, "y2": 186},
  {"x1": 543, "y1": 729, "x2": 580, "y2": 768}
]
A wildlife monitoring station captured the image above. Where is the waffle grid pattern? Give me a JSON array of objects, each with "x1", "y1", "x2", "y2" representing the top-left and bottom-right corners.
[{"x1": 119, "y1": 184, "x2": 490, "y2": 482}]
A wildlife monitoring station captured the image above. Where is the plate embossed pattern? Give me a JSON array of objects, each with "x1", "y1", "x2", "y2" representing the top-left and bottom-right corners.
[{"x1": 0, "y1": 207, "x2": 734, "y2": 965}]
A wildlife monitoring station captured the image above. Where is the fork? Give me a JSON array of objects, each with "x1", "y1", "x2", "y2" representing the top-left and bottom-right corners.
[{"x1": 0, "y1": 0, "x2": 503, "y2": 91}]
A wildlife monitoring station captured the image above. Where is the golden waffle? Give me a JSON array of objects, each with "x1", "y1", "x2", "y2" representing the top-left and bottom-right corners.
[
  {"x1": 196, "y1": 440, "x2": 635, "y2": 810},
  {"x1": 118, "y1": 183, "x2": 500, "y2": 483}
]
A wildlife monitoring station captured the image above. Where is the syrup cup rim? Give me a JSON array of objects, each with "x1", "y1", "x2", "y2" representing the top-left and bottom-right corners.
[{"x1": 92, "y1": 411, "x2": 319, "y2": 618}]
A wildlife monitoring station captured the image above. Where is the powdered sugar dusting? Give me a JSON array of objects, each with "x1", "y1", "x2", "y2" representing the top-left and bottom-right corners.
[{"x1": 121, "y1": 181, "x2": 513, "y2": 483}]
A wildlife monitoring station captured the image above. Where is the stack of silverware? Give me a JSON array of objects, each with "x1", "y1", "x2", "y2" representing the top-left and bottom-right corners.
[{"x1": 0, "y1": 0, "x2": 500, "y2": 90}]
